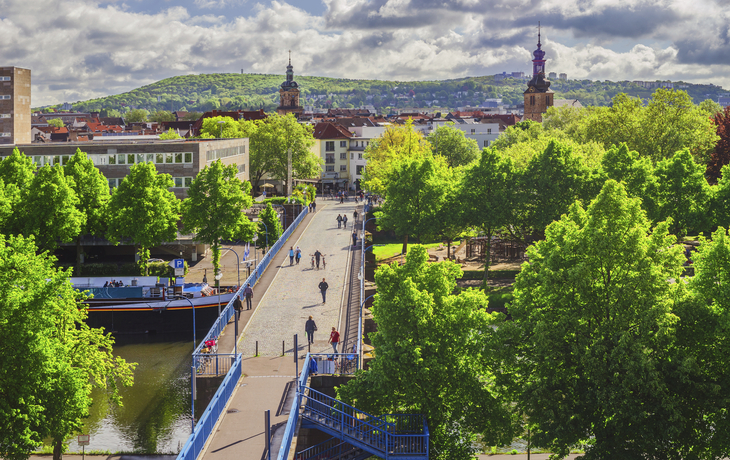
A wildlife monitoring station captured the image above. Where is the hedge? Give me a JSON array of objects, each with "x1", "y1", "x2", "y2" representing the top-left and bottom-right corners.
[{"x1": 61, "y1": 260, "x2": 189, "y2": 277}]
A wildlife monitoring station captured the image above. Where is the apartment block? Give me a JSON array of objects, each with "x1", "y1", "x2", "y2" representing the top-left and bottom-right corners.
[{"x1": 0, "y1": 67, "x2": 31, "y2": 145}]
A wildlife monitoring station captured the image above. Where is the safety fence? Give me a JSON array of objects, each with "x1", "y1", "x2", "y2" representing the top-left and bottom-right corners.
[
  {"x1": 177, "y1": 353, "x2": 242, "y2": 460},
  {"x1": 177, "y1": 205, "x2": 309, "y2": 460}
]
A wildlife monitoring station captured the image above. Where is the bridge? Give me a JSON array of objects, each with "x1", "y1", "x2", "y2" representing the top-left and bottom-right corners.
[{"x1": 175, "y1": 196, "x2": 429, "y2": 460}]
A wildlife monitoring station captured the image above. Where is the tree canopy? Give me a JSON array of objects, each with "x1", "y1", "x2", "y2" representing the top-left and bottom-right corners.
[
  {"x1": 255, "y1": 203, "x2": 282, "y2": 249},
  {"x1": 426, "y1": 122, "x2": 480, "y2": 168},
  {"x1": 106, "y1": 162, "x2": 180, "y2": 274}
]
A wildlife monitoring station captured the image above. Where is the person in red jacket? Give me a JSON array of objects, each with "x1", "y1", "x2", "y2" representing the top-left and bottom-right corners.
[{"x1": 328, "y1": 327, "x2": 340, "y2": 353}]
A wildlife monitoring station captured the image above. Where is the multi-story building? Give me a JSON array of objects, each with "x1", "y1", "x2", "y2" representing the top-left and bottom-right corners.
[
  {"x1": 312, "y1": 122, "x2": 352, "y2": 192},
  {"x1": 523, "y1": 29, "x2": 554, "y2": 122},
  {"x1": 0, "y1": 138, "x2": 249, "y2": 200},
  {"x1": 0, "y1": 66, "x2": 31, "y2": 145}
]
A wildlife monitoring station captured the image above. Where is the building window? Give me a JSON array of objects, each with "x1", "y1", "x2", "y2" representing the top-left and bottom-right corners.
[
  {"x1": 358, "y1": 153, "x2": 363, "y2": 159},
  {"x1": 340, "y1": 165, "x2": 347, "y2": 172},
  {"x1": 487, "y1": 128, "x2": 492, "y2": 134},
  {"x1": 484, "y1": 140, "x2": 489, "y2": 147},
  {"x1": 172, "y1": 177, "x2": 194, "y2": 188},
  {"x1": 351, "y1": 152, "x2": 354, "y2": 159},
  {"x1": 530, "y1": 95, "x2": 535, "y2": 106},
  {"x1": 0, "y1": 95, "x2": 10, "y2": 100},
  {"x1": 0, "y1": 132, "x2": 11, "y2": 137},
  {"x1": 0, "y1": 114, "x2": 10, "y2": 118},
  {"x1": 356, "y1": 165, "x2": 364, "y2": 175},
  {"x1": 326, "y1": 154, "x2": 335, "y2": 164},
  {"x1": 340, "y1": 141, "x2": 347, "y2": 147},
  {"x1": 340, "y1": 152, "x2": 347, "y2": 160},
  {"x1": 0, "y1": 77, "x2": 10, "y2": 81},
  {"x1": 471, "y1": 129, "x2": 476, "y2": 134},
  {"x1": 108, "y1": 178, "x2": 119, "y2": 189},
  {"x1": 325, "y1": 141, "x2": 335, "y2": 151},
  {"x1": 326, "y1": 165, "x2": 335, "y2": 172}
]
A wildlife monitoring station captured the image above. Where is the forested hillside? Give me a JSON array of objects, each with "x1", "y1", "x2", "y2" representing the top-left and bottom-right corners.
[{"x1": 45, "y1": 72, "x2": 727, "y2": 114}]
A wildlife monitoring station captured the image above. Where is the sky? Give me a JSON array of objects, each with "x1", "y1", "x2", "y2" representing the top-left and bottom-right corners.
[{"x1": 1, "y1": 0, "x2": 728, "y2": 106}]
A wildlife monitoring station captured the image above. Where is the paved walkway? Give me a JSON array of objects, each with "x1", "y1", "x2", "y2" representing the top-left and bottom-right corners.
[{"x1": 199, "y1": 200, "x2": 359, "y2": 460}]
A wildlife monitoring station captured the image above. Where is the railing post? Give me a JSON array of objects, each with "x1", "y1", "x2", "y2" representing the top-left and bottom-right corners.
[
  {"x1": 294, "y1": 334, "x2": 298, "y2": 380},
  {"x1": 265, "y1": 409, "x2": 271, "y2": 460}
]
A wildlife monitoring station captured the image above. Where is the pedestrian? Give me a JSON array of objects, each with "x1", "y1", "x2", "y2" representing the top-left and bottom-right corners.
[
  {"x1": 289, "y1": 246, "x2": 295, "y2": 265},
  {"x1": 233, "y1": 294, "x2": 243, "y2": 320},
  {"x1": 352, "y1": 231, "x2": 357, "y2": 247},
  {"x1": 340, "y1": 195, "x2": 344, "y2": 204},
  {"x1": 343, "y1": 215, "x2": 348, "y2": 228},
  {"x1": 295, "y1": 246, "x2": 302, "y2": 264},
  {"x1": 312, "y1": 201, "x2": 316, "y2": 212},
  {"x1": 353, "y1": 210, "x2": 358, "y2": 221},
  {"x1": 336, "y1": 214, "x2": 343, "y2": 228},
  {"x1": 328, "y1": 327, "x2": 340, "y2": 353},
  {"x1": 305, "y1": 315, "x2": 317, "y2": 344},
  {"x1": 314, "y1": 249, "x2": 322, "y2": 269},
  {"x1": 203, "y1": 269, "x2": 208, "y2": 284},
  {"x1": 318, "y1": 277, "x2": 329, "y2": 304},
  {"x1": 310, "y1": 355, "x2": 318, "y2": 375},
  {"x1": 243, "y1": 283, "x2": 253, "y2": 310}
]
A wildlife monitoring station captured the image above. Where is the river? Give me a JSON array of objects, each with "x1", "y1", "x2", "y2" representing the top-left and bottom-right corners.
[{"x1": 64, "y1": 333, "x2": 195, "y2": 454}]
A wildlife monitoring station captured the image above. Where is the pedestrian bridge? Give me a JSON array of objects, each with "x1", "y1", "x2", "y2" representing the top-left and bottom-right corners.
[{"x1": 279, "y1": 353, "x2": 429, "y2": 460}]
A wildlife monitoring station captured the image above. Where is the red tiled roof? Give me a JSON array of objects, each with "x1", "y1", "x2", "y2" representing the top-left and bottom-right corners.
[{"x1": 312, "y1": 122, "x2": 354, "y2": 140}]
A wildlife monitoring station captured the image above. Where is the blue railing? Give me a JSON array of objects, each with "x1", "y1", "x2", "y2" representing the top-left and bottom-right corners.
[
  {"x1": 177, "y1": 353, "x2": 242, "y2": 460},
  {"x1": 192, "y1": 206, "x2": 309, "y2": 357},
  {"x1": 295, "y1": 437, "x2": 362, "y2": 460},
  {"x1": 177, "y1": 205, "x2": 310, "y2": 460}
]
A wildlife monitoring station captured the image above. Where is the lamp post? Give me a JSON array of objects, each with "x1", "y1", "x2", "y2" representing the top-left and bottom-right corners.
[
  {"x1": 217, "y1": 120, "x2": 225, "y2": 138},
  {"x1": 220, "y1": 247, "x2": 241, "y2": 288},
  {"x1": 271, "y1": 204, "x2": 286, "y2": 231}
]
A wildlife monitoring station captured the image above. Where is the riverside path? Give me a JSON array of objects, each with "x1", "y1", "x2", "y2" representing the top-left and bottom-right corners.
[{"x1": 198, "y1": 198, "x2": 360, "y2": 460}]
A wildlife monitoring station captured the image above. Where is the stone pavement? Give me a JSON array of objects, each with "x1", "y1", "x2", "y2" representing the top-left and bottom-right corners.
[
  {"x1": 237, "y1": 200, "x2": 359, "y2": 357},
  {"x1": 199, "y1": 199, "x2": 360, "y2": 460}
]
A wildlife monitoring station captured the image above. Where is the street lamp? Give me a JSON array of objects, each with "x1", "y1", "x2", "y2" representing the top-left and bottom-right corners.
[
  {"x1": 220, "y1": 247, "x2": 241, "y2": 288},
  {"x1": 217, "y1": 120, "x2": 225, "y2": 138},
  {"x1": 271, "y1": 204, "x2": 286, "y2": 230}
]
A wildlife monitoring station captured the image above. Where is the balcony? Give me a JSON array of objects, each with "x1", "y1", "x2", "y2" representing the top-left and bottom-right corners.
[{"x1": 325, "y1": 159, "x2": 336, "y2": 164}]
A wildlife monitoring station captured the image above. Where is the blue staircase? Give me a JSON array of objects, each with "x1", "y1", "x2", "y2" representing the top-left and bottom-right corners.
[
  {"x1": 294, "y1": 437, "x2": 370, "y2": 460},
  {"x1": 299, "y1": 387, "x2": 429, "y2": 460}
]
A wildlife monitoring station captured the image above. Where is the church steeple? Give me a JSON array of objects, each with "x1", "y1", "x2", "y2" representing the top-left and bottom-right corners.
[
  {"x1": 523, "y1": 23, "x2": 554, "y2": 122},
  {"x1": 285, "y1": 50, "x2": 294, "y2": 85},
  {"x1": 277, "y1": 51, "x2": 303, "y2": 117},
  {"x1": 532, "y1": 22, "x2": 546, "y2": 76}
]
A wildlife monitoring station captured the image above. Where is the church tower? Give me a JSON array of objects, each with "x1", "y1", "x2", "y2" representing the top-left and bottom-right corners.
[
  {"x1": 523, "y1": 24, "x2": 554, "y2": 122},
  {"x1": 277, "y1": 52, "x2": 303, "y2": 117}
]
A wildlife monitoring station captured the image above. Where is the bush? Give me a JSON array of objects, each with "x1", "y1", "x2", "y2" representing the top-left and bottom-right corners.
[{"x1": 61, "y1": 260, "x2": 188, "y2": 277}]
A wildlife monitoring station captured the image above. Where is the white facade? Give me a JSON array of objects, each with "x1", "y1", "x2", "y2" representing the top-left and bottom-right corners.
[{"x1": 348, "y1": 126, "x2": 386, "y2": 189}]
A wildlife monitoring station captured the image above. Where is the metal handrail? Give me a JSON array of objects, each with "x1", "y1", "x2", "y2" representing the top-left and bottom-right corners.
[{"x1": 295, "y1": 438, "x2": 361, "y2": 460}]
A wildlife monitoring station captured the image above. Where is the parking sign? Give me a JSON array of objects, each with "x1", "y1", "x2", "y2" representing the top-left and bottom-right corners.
[{"x1": 172, "y1": 259, "x2": 185, "y2": 276}]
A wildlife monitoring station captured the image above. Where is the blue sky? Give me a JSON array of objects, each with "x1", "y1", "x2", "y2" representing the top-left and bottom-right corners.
[{"x1": 1, "y1": 0, "x2": 728, "y2": 106}]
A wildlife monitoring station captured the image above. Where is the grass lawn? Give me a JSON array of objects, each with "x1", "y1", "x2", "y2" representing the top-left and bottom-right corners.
[{"x1": 372, "y1": 241, "x2": 459, "y2": 262}]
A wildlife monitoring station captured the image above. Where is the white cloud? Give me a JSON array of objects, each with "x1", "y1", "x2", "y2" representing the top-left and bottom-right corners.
[{"x1": 0, "y1": 0, "x2": 726, "y2": 106}]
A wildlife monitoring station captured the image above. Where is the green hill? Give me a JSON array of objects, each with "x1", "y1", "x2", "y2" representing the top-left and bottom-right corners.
[{"x1": 45, "y1": 73, "x2": 727, "y2": 114}]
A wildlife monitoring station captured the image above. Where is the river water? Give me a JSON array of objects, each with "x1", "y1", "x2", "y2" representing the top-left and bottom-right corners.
[{"x1": 64, "y1": 333, "x2": 195, "y2": 454}]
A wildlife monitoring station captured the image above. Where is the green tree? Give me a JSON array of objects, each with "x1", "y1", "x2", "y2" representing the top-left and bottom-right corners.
[
  {"x1": 497, "y1": 180, "x2": 687, "y2": 459},
  {"x1": 199, "y1": 116, "x2": 245, "y2": 139},
  {"x1": 426, "y1": 122, "x2": 479, "y2": 167},
  {"x1": 99, "y1": 108, "x2": 121, "y2": 118},
  {"x1": 159, "y1": 128, "x2": 182, "y2": 140},
  {"x1": 182, "y1": 160, "x2": 254, "y2": 282},
  {"x1": 0, "y1": 148, "x2": 35, "y2": 236},
  {"x1": 337, "y1": 246, "x2": 514, "y2": 460},
  {"x1": 124, "y1": 109, "x2": 149, "y2": 123},
  {"x1": 600, "y1": 143, "x2": 656, "y2": 214},
  {"x1": 0, "y1": 235, "x2": 134, "y2": 460},
  {"x1": 699, "y1": 99, "x2": 723, "y2": 117},
  {"x1": 375, "y1": 155, "x2": 450, "y2": 253},
  {"x1": 240, "y1": 113, "x2": 320, "y2": 192},
  {"x1": 64, "y1": 149, "x2": 111, "y2": 273},
  {"x1": 47, "y1": 118, "x2": 64, "y2": 128},
  {"x1": 255, "y1": 203, "x2": 282, "y2": 250},
  {"x1": 649, "y1": 149, "x2": 711, "y2": 237},
  {"x1": 148, "y1": 110, "x2": 175, "y2": 123},
  {"x1": 459, "y1": 148, "x2": 514, "y2": 282},
  {"x1": 106, "y1": 163, "x2": 180, "y2": 275},
  {"x1": 23, "y1": 164, "x2": 85, "y2": 252},
  {"x1": 362, "y1": 119, "x2": 431, "y2": 195}
]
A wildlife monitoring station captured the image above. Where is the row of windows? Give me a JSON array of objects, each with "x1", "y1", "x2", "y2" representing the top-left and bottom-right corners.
[
  {"x1": 469, "y1": 128, "x2": 493, "y2": 134},
  {"x1": 108, "y1": 176, "x2": 193, "y2": 189},
  {"x1": 350, "y1": 152, "x2": 364, "y2": 159},
  {"x1": 0, "y1": 133, "x2": 11, "y2": 137},
  {"x1": 325, "y1": 141, "x2": 349, "y2": 151},
  {"x1": 107, "y1": 152, "x2": 193, "y2": 165},
  {"x1": 325, "y1": 165, "x2": 349, "y2": 172},
  {"x1": 0, "y1": 95, "x2": 10, "y2": 100},
  {"x1": 351, "y1": 140, "x2": 370, "y2": 147},
  {"x1": 0, "y1": 114, "x2": 10, "y2": 118},
  {"x1": 0, "y1": 77, "x2": 10, "y2": 82},
  {"x1": 206, "y1": 145, "x2": 245, "y2": 162}
]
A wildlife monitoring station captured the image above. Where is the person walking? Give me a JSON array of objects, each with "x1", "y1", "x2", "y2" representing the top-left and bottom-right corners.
[
  {"x1": 353, "y1": 210, "x2": 358, "y2": 222},
  {"x1": 233, "y1": 294, "x2": 243, "y2": 321},
  {"x1": 336, "y1": 214, "x2": 343, "y2": 228},
  {"x1": 318, "y1": 278, "x2": 329, "y2": 304},
  {"x1": 289, "y1": 246, "x2": 295, "y2": 265},
  {"x1": 242, "y1": 283, "x2": 253, "y2": 310},
  {"x1": 314, "y1": 250, "x2": 322, "y2": 269},
  {"x1": 328, "y1": 327, "x2": 340, "y2": 353},
  {"x1": 352, "y1": 231, "x2": 357, "y2": 247},
  {"x1": 343, "y1": 214, "x2": 348, "y2": 228},
  {"x1": 305, "y1": 316, "x2": 317, "y2": 344},
  {"x1": 295, "y1": 246, "x2": 302, "y2": 264},
  {"x1": 312, "y1": 201, "x2": 316, "y2": 212}
]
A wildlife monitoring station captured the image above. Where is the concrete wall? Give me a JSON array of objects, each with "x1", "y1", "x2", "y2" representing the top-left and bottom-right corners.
[{"x1": 0, "y1": 66, "x2": 31, "y2": 145}]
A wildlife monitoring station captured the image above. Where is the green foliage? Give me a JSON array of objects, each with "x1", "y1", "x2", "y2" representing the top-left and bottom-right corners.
[
  {"x1": 426, "y1": 122, "x2": 479, "y2": 168},
  {"x1": 649, "y1": 149, "x2": 711, "y2": 237},
  {"x1": 181, "y1": 160, "x2": 254, "y2": 275},
  {"x1": 256, "y1": 203, "x2": 282, "y2": 248},
  {"x1": 123, "y1": 109, "x2": 149, "y2": 123},
  {"x1": 0, "y1": 148, "x2": 36, "y2": 236},
  {"x1": 0, "y1": 235, "x2": 134, "y2": 460},
  {"x1": 337, "y1": 246, "x2": 514, "y2": 459},
  {"x1": 240, "y1": 113, "x2": 319, "y2": 189},
  {"x1": 148, "y1": 110, "x2": 175, "y2": 123},
  {"x1": 375, "y1": 155, "x2": 451, "y2": 248},
  {"x1": 106, "y1": 163, "x2": 180, "y2": 275},
  {"x1": 295, "y1": 183, "x2": 316, "y2": 203},
  {"x1": 47, "y1": 118, "x2": 64, "y2": 128},
  {"x1": 198, "y1": 116, "x2": 245, "y2": 139},
  {"x1": 23, "y1": 164, "x2": 85, "y2": 251},
  {"x1": 600, "y1": 143, "x2": 656, "y2": 214},
  {"x1": 159, "y1": 128, "x2": 182, "y2": 140},
  {"x1": 497, "y1": 180, "x2": 690, "y2": 459}
]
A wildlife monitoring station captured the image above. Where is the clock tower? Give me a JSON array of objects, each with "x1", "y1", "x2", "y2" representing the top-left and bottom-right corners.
[
  {"x1": 523, "y1": 24, "x2": 554, "y2": 122},
  {"x1": 277, "y1": 52, "x2": 303, "y2": 117}
]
